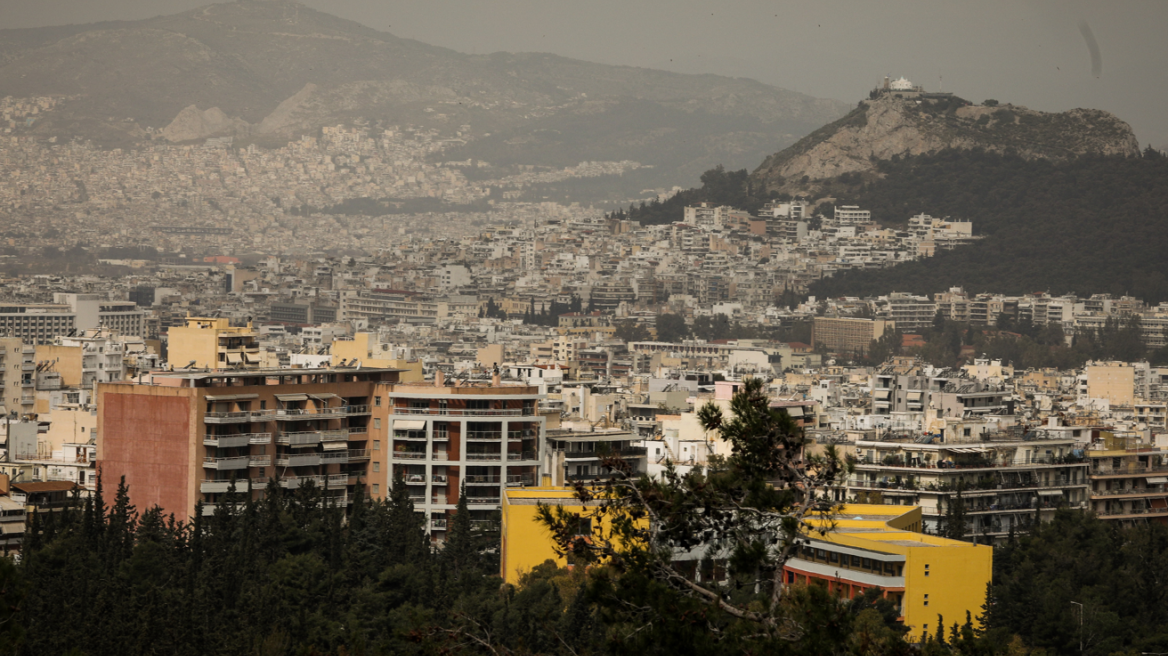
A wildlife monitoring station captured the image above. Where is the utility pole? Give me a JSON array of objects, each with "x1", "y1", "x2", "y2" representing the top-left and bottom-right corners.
[{"x1": 1070, "y1": 601, "x2": 1083, "y2": 655}]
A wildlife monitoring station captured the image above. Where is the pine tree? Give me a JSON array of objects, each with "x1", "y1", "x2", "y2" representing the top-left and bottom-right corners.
[{"x1": 442, "y1": 482, "x2": 479, "y2": 578}]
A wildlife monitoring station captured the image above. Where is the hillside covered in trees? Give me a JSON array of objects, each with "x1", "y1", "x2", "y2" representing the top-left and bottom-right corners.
[{"x1": 809, "y1": 149, "x2": 1168, "y2": 302}]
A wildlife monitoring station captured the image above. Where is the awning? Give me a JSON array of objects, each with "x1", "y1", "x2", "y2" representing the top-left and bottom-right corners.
[
  {"x1": 309, "y1": 393, "x2": 338, "y2": 401},
  {"x1": 1037, "y1": 490, "x2": 1064, "y2": 497},
  {"x1": 394, "y1": 419, "x2": 427, "y2": 431},
  {"x1": 1151, "y1": 498, "x2": 1167, "y2": 509},
  {"x1": 874, "y1": 390, "x2": 890, "y2": 399},
  {"x1": 243, "y1": 353, "x2": 258, "y2": 364},
  {"x1": 275, "y1": 393, "x2": 309, "y2": 402},
  {"x1": 781, "y1": 406, "x2": 804, "y2": 417},
  {"x1": 205, "y1": 394, "x2": 258, "y2": 402},
  {"x1": 322, "y1": 441, "x2": 348, "y2": 451},
  {"x1": 1148, "y1": 477, "x2": 1168, "y2": 484},
  {"x1": 226, "y1": 352, "x2": 243, "y2": 364},
  {"x1": 907, "y1": 391, "x2": 922, "y2": 401}
]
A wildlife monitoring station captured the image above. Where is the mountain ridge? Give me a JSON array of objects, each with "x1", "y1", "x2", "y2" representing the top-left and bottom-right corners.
[{"x1": 0, "y1": 0, "x2": 849, "y2": 189}]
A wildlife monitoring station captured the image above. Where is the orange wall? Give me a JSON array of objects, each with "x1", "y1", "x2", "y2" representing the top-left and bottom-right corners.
[{"x1": 98, "y1": 388, "x2": 194, "y2": 519}]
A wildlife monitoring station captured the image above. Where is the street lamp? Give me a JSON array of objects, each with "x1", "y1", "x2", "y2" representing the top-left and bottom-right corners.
[{"x1": 1070, "y1": 601, "x2": 1083, "y2": 655}]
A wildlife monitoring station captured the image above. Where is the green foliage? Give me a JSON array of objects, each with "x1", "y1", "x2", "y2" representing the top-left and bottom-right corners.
[
  {"x1": 654, "y1": 313, "x2": 689, "y2": 343},
  {"x1": 810, "y1": 150, "x2": 1168, "y2": 303},
  {"x1": 612, "y1": 320, "x2": 650, "y2": 343},
  {"x1": 611, "y1": 165, "x2": 768, "y2": 226}
]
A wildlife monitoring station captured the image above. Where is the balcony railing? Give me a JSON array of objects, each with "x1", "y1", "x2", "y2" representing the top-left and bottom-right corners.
[
  {"x1": 348, "y1": 449, "x2": 370, "y2": 462},
  {"x1": 276, "y1": 453, "x2": 321, "y2": 467},
  {"x1": 277, "y1": 431, "x2": 322, "y2": 447},
  {"x1": 466, "y1": 452, "x2": 502, "y2": 461},
  {"x1": 203, "y1": 434, "x2": 251, "y2": 449},
  {"x1": 205, "y1": 410, "x2": 275, "y2": 424},
  {"x1": 282, "y1": 475, "x2": 326, "y2": 489},
  {"x1": 203, "y1": 456, "x2": 250, "y2": 470},
  {"x1": 431, "y1": 519, "x2": 448, "y2": 530},
  {"x1": 393, "y1": 451, "x2": 427, "y2": 460},
  {"x1": 405, "y1": 474, "x2": 428, "y2": 484},
  {"x1": 321, "y1": 452, "x2": 350, "y2": 464},
  {"x1": 507, "y1": 474, "x2": 535, "y2": 486},
  {"x1": 466, "y1": 431, "x2": 503, "y2": 441},
  {"x1": 249, "y1": 455, "x2": 271, "y2": 467},
  {"x1": 320, "y1": 430, "x2": 349, "y2": 443},
  {"x1": 347, "y1": 426, "x2": 369, "y2": 437},
  {"x1": 562, "y1": 447, "x2": 646, "y2": 460},
  {"x1": 200, "y1": 480, "x2": 250, "y2": 494},
  {"x1": 275, "y1": 405, "x2": 370, "y2": 419},
  {"x1": 465, "y1": 496, "x2": 502, "y2": 505},
  {"x1": 465, "y1": 475, "x2": 502, "y2": 484},
  {"x1": 471, "y1": 519, "x2": 500, "y2": 531},
  {"x1": 327, "y1": 474, "x2": 349, "y2": 489},
  {"x1": 395, "y1": 407, "x2": 535, "y2": 417},
  {"x1": 432, "y1": 474, "x2": 448, "y2": 484}
]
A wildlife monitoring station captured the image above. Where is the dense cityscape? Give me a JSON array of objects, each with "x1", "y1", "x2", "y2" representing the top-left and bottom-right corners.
[{"x1": 2, "y1": 2, "x2": 1167, "y2": 655}]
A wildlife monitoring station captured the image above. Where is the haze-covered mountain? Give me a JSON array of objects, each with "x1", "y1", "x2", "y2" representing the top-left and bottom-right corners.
[{"x1": 0, "y1": 0, "x2": 849, "y2": 190}]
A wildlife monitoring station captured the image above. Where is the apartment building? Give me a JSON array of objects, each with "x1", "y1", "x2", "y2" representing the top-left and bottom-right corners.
[
  {"x1": 812, "y1": 317, "x2": 892, "y2": 355},
  {"x1": 846, "y1": 432, "x2": 1089, "y2": 541},
  {"x1": 97, "y1": 367, "x2": 399, "y2": 519},
  {"x1": 1085, "y1": 431, "x2": 1168, "y2": 523},
  {"x1": 784, "y1": 505, "x2": 991, "y2": 638},
  {"x1": 0, "y1": 337, "x2": 36, "y2": 417},
  {"x1": 167, "y1": 317, "x2": 261, "y2": 370},
  {"x1": 383, "y1": 376, "x2": 546, "y2": 542}
]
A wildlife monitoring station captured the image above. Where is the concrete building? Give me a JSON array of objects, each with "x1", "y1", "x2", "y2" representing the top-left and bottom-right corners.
[
  {"x1": 383, "y1": 377, "x2": 546, "y2": 543},
  {"x1": 812, "y1": 317, "x2": 892, "y2": 355},
  {"x1": 1085, "y1": 431, "x2": 1168, "y2": 524},
  {"x1": 97, "y1": 367, "x2": 403, "y2": 519},
  {"x1": 784, "y1": 505, "x2": 992, "y2": 639},
  {"x1": 167, "y1": 317, "x2": 261, "y2": 370},
  {"x1": 0, "y1": 337, "x2": 36, "y2": 417}
]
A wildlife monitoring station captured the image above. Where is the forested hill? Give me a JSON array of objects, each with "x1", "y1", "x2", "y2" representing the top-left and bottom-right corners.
[{"x1": 808, "y1": 149, "x2": 1168, "y2": 303}]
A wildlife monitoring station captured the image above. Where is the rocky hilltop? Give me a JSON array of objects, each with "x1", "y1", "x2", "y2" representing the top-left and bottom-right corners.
[
  {"x1": 751, "y1": 91, "x2": 1140, "y2": 192},
  {"x1": 0, "y1": 0, "x2": 848, "y2": 187}
]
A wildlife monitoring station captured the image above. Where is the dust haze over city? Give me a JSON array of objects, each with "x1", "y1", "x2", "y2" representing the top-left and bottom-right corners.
[{"x1": 2, "y1": 1, "x2": 1168, "y2": 655}]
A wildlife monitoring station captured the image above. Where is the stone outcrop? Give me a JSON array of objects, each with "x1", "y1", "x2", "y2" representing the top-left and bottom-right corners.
[
  {"x1": 752, "y1": 94, "x2": 1141, "y2": 192},
  {"x1": 159, "y1": 105, "x2": 250, "y2": 142}
]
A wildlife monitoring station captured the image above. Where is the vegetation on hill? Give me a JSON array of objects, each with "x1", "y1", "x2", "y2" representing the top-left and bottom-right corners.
[{"x1": 809, "y1": 149, "x2": 1168, "y2": 303}]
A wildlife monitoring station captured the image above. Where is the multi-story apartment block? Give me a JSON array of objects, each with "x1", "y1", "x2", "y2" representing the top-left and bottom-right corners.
[
  {"x1": 812, "y1": 317, "x2": 892, "y2": 355},
  {"x1": 0, "y1": 337, "x2": 36, "y2": 417},
  {"x1": 846, "y1": 432, "x2": 1089, "y2": 542},
  {"x1": 340, "y1": 289, "x2": 438, "y2": 325},
  {"x1": 97, "y1": 367, "x2": 398, "y2": 519},
  {"x1": 1085, "y1": 431, "x2": 1168, "y2": 523},
  {"x1": 873, "y1": 293, "x2": 937, "y2": 332},
  {"x1": 383, "y1": 377, "x2": 545, "y2": 541},
  {"x1": 167, "y1": 317, "x2": 261, "y2": 370}
]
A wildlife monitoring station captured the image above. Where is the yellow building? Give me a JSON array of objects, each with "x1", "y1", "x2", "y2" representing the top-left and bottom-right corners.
[
  {"x1": 167, "y1": 317, "x2": 260, "y2": 370},
  {"x1": 501, "y1": 486, "x2": 648, "y2": 584},
  {"x1": 502, "y1": 493, "x2": 991, "y2": 641},
  {"x1": 1085, "y1": 361, "x2": 1137, "y2": 405},
  {"x1": 786, "y1": 505, "x2": 992, "y2": 639},
  {"x1": 329, "y1": 333, "x2": 424, "y2": 382}
]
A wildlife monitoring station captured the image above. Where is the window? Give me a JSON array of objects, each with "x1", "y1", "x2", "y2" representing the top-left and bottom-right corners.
[
  {"x1": 373, "y1": 462, "x2": 380, "y2": 472},
  {"x1": 852, "y1": 555, "x2": 861, "y2": 567},
  {"x1": 374, "y1": 418, "x2": 381, "y2": 430},
  {"x1": 829, "y1": 552, "x2": 839, "y2": 563},
  {"x1": 260, "y1": 400, "x2": 267, "y2": 409},
  {"x1": 862, "y1": 558, "x2": 872, "y2": 570},
  {"x1": 576, "y1": 517, "x2": 592, "y2": 536},
  {"x1": 375, "y1": 396, "x2": 382, "y2": 407},
  {"x1": 373, "y1": 440, "x2": 380, "y2": 451},
  {"x1": 372, "y1": 484, "x2": 380, "y2": 495},
  {"x1": 925, "y1": 564, "x2": 930, "y2": 577},
  {"x1": 924, "y1": 594, "x2": 929, "y2": 607}
]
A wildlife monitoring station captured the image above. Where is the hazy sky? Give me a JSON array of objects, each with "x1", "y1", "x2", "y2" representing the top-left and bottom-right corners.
[{"x1": 4, "y1": 0, "x2": 1168, "y2": 146}]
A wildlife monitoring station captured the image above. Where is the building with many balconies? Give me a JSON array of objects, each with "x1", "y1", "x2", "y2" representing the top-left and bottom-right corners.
[
  {"x1": 382, "y1": 375, "x2": 546, "y2": 543},
  {"x1": 97, "y1": 366, "x2": 399, "y2": 519}
]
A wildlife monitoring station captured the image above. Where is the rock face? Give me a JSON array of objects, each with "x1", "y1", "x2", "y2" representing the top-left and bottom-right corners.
[
  {"x1": 159, "y1": 105, "x2": 250, "y2": 142},
  {"x1": 752, "y1": 94, "x2": 1141, "y2": 192}
]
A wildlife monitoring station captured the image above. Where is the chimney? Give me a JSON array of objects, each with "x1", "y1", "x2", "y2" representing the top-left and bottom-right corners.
[
  {"x1": 435, "y1": 369, "x2": 444, "y2": 387},
  {"x1": 492, "y1": 371, "x2": 501, "y2": 387}
]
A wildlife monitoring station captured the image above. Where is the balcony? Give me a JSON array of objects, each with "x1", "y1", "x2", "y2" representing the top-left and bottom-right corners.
[
  {"x1": 203, "y1": 456, "x2": 250, "y2": 470},
  {"x1": 465, "y1": 475, "x2": 502, "y2": 484},
  {"x1": 432, "y1": 451, "x2": 450, "y2": 461},
  {"x1": 393, "y1": 451, "x2": 427, "y2": 460},
  {"x1": 467, "y1": 431, "x2": 502, "y2": 441},
  {"x1": 203, "y1": 433, "x2": 269, "y2": 449},
  {"x1": 277, "y1": 431, "x2": 322, "y2": 447},
  {"x1": 466, "y1": 452, "x2": 502, "y2": 461},
  {"x1": 281, "y1": 475, "x2": 325, "y2": 489},
  {"x1": 395, "y1": 407, "x2": 535, "y2": 417},
  {"x1": 200, "y1": 480, "x2": 250, "y2": 494},
  {"x1": 347, "y1": 426, "x2": 369, "y2": 437},
  {"x1": 275, "y1": 405, "x2": 370, "y2": 420},
  {"x1": 405, "y1": 473, "x2": 428, "y2": 485},
  {"x1": 321, "y1": 452, "x2": 350, "y2": 465},
  {"x1": 432, "y1": 474, "x2": 448, "y2": 484},
  {"x1": 507, "y1": 474, "x2": 536, "y2": 486},
  {"x1": 471, "y1": 519, "x2": 500, "y2": 531},
  {"x1": 327, "y1": 474, "x2": 349, "y2": 489},
  {"x1": 431, "y1": 518, "x2": 448, "y2": 530},
  {"x1": 465, "y1": 496, "x2": 502, "y2": 505},
  {"x1": 320, "y1": 430, "x2": 349, "y2": 443},
  {"x1": 562, "y1": 447, "x2": 646, "y2": 460},
  {"x1": 348, "y1": 449, "x2": 371, "y2": 462},
  {"x1": 205, "y1": 410, "x2": 275, "y2": 424},
  {"x1": 21, "y1": 362, "x2": 35, "y2": 372},
  {"x1": 276, "y1": 453, "x2": 321, "y2": 467},
  {"x1": 249, "y1": 455, "x2": 271, "y2": 467}
]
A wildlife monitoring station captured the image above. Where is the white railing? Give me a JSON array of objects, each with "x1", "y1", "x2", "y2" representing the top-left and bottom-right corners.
[
  {"x1": 396, "y1": 407, "x2": 534, "y2": 417},
  {"x1": 276, "y1": 454, "x2": 320, "y2": 467},
  {"x1": 203, "y1": 456, "x2": 250, "y2": 470},
  {"x1": 277, "y1": 431, "x2": 322, "y2": 446}
]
